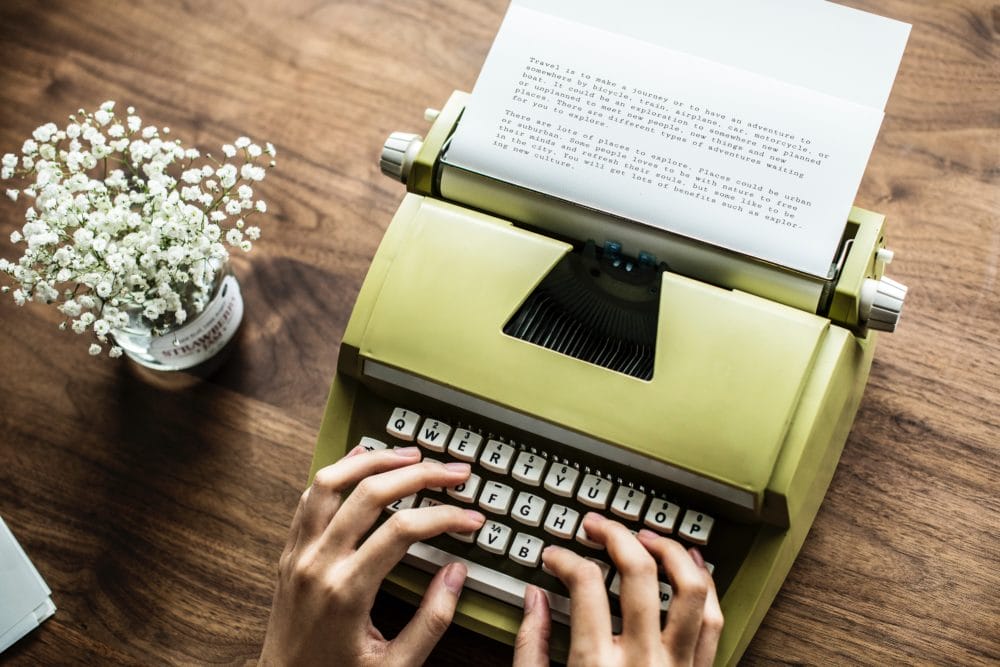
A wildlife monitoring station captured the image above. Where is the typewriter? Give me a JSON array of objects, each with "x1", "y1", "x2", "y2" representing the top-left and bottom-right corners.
[
  {"x1": 311, "y1": 5, "x2": 907, "y2": 664},
  {"x1": 309, "y1": 90, "x2": 906, "y2": 664}
]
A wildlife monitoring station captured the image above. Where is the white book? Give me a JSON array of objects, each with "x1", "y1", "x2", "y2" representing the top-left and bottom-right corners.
[
  {"x1": 0, "y1": 517, "x2": 56, "y2": 654},
  {"x1": 445, "y1": 0, "x2": 910, "y2": 278}
]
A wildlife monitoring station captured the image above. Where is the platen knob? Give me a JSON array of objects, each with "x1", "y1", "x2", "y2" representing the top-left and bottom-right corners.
[
  {"x1": 860, "y1": 275, "x2": 907, "y2": 332},
  {"x1": 380, "y1": 132, "x2": 423, "y2": 184}
]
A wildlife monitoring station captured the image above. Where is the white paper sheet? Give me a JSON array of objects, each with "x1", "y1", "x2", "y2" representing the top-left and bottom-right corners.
[
  {"x1": 446, "y1": 3, "x2": 909, "y2": 277},
  {"x1": 514, "y1": 0, "x2": 911, "y2": 110},
  {"x1": 0, "y1": 517, "x2": 55, "y2": 654}
]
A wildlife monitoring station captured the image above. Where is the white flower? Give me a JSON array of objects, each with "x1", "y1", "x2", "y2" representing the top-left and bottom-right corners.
[
  {"x1": 181, "y1": 168, "x2": 203, "y2": 184},
  {"x1": 32, "y1": 123, "x2": 57, "y2": 142},
  {"x1": 88, "y1": 343, "x2": 102, "y2": 355},
  {"x1": 61, "y1": 299, "x2": 82, "y2": 317},
  {"x1": 255, "y1": 200, "x2": 267, "y2": 213},
  {"x1": 0, "y1": 102, "x2": 274, "y2": 359},
  {"x1": 241, "y1": 164, "x2": 266, "y2": 181},
  {"x1": 100, "y1": 100, "x2": 115, "y2": 111},
  {"x1": 265, "y1": 142, "x2": 276, "y2": 157}
]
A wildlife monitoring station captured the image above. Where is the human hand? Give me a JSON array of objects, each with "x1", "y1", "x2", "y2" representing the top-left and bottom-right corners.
[
  {"x1": 260, "y1": 445, "x2": 486, "y2": 667},
  {"x1": 513, "y1": 512, "x2": 722, "y2": 667}
]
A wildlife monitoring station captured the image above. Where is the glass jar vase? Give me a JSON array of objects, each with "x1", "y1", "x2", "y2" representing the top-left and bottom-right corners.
[{"x1": 111, "y1": 262, "x2": 244, "y2": 372}]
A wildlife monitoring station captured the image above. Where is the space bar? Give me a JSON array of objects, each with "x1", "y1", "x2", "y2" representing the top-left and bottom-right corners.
[{"x1": 403, "y1": 542, "x2": 573, "y2": 625}]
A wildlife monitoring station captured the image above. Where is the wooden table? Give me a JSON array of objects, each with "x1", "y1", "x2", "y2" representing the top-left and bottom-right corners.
[{"x1": 0, "y1": 1, "x2": 996, "y2": 664}]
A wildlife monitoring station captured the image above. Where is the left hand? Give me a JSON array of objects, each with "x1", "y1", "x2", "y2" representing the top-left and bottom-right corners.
[{"x1": 260, "y1": 444, "x2": 486, "y2": 666}]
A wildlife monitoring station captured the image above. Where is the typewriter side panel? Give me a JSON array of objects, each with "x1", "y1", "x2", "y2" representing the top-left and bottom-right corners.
[{"x1": 715, "y1": 326, "x2": 876, "y2": 666}]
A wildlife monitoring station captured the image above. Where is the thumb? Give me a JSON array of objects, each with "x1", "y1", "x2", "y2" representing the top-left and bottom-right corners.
[
  {"x1": 513, "y1": 585, "x2": 551, "y2": 667},
  {"x1": 390, "y1": 562, "x2": 467, "y2": 666}
]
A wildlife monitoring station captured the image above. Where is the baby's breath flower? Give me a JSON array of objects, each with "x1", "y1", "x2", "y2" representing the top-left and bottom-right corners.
[{"x1": 1, "y1": 101, "x2": 276, "y2": 359}]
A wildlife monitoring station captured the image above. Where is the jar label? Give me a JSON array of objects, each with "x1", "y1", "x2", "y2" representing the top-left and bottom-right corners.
[{"x1": 147, "y1": 275, "x2": 244, "y2": 369}]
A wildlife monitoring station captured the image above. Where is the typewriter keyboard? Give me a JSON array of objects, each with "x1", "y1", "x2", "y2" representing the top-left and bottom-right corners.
[{"x1": 361, "y1": 405, "x2": 726, "y2": 628}]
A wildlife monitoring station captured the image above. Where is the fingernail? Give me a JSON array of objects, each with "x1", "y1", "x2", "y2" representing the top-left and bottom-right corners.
[
  {"x1": 689, "y1": 547, "x2": 705, "y2": 568},
  {"x1": 585, "y1": 511, "x2": 606, "y2": 522},
  {"x1": 638, "y1": 528, "x2": 659, "y2": 540},
  {"x1": 394, "y1": 446, "x2": 420, "y2": 457},
  {"x1": 445, "y1": 462, "x2": 471, "y2": 473},
  {"x1": 444, "y1": 562, "x2": 467, "y2": 594},
  {"x1": 346, "y1": 445, "x2": 364, "y2": 457},
  {"x1": 524, "y1": 585, "x2": 538, "y2": 612},
  {"x1": 464, "y1": 509, "x2": 485, "y2": 525}
]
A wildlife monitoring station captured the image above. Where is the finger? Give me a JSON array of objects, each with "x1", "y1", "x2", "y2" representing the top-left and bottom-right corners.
[
  {"x1": 690, "y1": 549, "x2": 724, "y2": 667},
  {"x1": 285, "y1": 445, "x2": 366, "y2": 554},
  {"x1": 325, "y1": 461, "x2": 473, "y2": 548},
  {"x1": 637, "y1": 530, "x2": 709, "y2": 662},
  {"x1": 299, "y1": 446, "x2": 422, "y2": 542},
  {"x1": 389, "y1": 561, "x2": 467, "y2": 666},
  {"x1": 354, "y1": 505, "x2": 485, "y2": 596},
  {"x1": 582, "y1": 513, "x2": 661, "y2": 642},
  {"x1": 513, "y1": 585, "x2": 551, "y2": 667},
  {"x1": 542, "y1": 545, "x2": 613, "y2": 650}
]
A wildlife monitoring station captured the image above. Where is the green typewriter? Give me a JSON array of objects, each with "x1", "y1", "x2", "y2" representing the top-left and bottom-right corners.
[
  {"x1": 310, "y1": 95, "x2": 907, "y2": 665},
  {"x1": 311, "y1": 3, "x2": 908, "y2": 663}
]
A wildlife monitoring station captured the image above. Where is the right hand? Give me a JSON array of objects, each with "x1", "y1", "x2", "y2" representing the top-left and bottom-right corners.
[{"x1": 512, "y1": 512, "x2": 723, "y2": 667}]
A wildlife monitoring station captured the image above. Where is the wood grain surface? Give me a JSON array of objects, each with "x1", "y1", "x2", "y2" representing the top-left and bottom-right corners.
[{"x1": 0, "y1": 1, "x2": 996, "y2": 665}]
